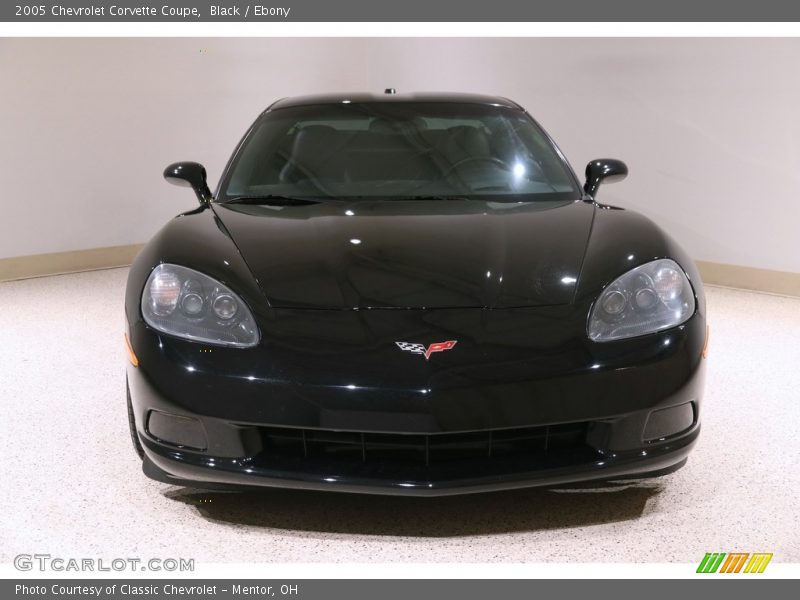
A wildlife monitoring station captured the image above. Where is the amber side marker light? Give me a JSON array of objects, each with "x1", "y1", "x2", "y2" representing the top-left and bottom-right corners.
[
  {"x1": 124, "y1": 333, "x2": 139, "y2": 367},
  {"x1": 702, "y1": 325, "x2": 710, "y2": 359}
]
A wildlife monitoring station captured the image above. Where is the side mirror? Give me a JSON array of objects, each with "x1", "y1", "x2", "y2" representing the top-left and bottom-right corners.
[
  {"x1": 584, "y1": 159, "x2": 628, "y2": 199},
  {"x1": 163, "y1": 162, "x2": 212, "y2": 205}
]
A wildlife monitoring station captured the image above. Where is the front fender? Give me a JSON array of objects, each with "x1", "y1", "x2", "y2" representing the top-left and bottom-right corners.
[
  {"x1": 574, "y1": 205, "x2": 706, "y2": 317},
  {"x1": 124, "y1": 206, "x2": 268, "y2": 331}
]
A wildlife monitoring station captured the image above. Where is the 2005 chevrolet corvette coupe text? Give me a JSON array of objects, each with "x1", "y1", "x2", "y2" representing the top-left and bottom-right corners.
[{"x1": 124, "y1": 91, "x2": 707, "y2": 496}]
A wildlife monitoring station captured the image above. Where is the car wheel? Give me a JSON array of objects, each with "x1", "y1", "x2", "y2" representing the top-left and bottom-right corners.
[{"x1": 126, "y1": 377, "x2": 144, "y2": 460}]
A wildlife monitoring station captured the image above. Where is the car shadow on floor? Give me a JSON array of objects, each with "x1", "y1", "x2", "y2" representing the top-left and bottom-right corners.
[{"x1": 163, "y1": 480, "x2": 664, "y2": 537}]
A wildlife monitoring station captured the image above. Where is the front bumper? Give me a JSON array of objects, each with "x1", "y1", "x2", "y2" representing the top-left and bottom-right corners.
[
  {"x1": 127, "y1": 307, "x2": 706, "y2": 496},
  {"x1": 139, "y1": 425, "x2": 698, "y2": 497}
]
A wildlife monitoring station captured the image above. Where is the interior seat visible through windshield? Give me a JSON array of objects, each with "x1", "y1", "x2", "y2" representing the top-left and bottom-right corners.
[{"x1": 221, "y1": 102, "x2": 581, "y2": 202}]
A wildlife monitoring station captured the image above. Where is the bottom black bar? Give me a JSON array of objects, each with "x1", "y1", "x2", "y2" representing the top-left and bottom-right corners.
[{"x1": 1, "y1": 579, "x2": 791, "y2": 600}]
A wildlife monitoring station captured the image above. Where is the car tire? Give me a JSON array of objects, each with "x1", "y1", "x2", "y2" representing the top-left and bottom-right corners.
[{"x1": 127, "y1": 377, "x2": 144, "y2": 460}]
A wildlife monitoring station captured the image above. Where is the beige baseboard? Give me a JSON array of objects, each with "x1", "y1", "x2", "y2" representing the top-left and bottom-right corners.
[
  {"x1": 696, "y1": 260, "x2": 800, "y2": 298},
  {"x1": 0, "y1": 244, "x2": 144, "y2": 282},
  {"x1": 1, "y1": 247, "x2": 799, "y2": 298}
]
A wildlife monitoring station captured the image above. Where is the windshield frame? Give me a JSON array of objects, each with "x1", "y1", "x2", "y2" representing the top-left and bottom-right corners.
[{"x1": 214, "y1": 101, "x2": 583, "y2": 204}]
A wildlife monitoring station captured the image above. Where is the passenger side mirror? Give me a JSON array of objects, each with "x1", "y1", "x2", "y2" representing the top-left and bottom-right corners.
[
  {"x1": 584, "y1": 159, "x2": 628, "y2": 199},
  {"x1": 163, "y1": 162, "x2": 212, "y2": 206}
]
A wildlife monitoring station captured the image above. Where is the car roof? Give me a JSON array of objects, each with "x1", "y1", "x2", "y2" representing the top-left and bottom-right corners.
[{"x1": 267, "y1": 92, "x2": 524, "y2": 111}]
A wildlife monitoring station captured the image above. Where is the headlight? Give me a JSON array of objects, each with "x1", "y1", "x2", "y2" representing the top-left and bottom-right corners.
[
  {"x1": 141, "y1": 264, "x2": 259, "y2": 348},
  {"x1": 588, "y1": 259, "x2": 695, "y2": 342}
]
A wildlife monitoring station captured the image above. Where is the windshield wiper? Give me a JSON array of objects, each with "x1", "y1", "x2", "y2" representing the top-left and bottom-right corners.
[{"x1": 223, "y1": 195, "x2": 337, "y2": 206}]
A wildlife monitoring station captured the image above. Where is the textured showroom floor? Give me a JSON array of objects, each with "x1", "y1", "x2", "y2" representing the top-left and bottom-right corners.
[{"x1": 1, "y1": 268, "x2": 798, "y2": 563}]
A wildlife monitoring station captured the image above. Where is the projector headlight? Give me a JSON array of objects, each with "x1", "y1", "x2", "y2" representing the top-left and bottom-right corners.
[
  {"x1": 588, "y1": 259, "x2": 695, "y2": 342},
  {"x1": 141, "y1": 264, "x2": 259, "y2": 348}
]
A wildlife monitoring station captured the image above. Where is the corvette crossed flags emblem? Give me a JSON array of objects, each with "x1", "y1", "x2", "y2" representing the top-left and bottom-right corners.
[{"x1": 395, "y1": 340, "x2": 458, "y2": 360}]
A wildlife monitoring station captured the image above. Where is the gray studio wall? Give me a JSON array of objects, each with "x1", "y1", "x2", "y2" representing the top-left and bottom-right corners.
[
  {"x1": 366, "y1": 38, "x2": 800, "y2": 274},
  {"x1": 1, "y1": 37, "x2": 798, "y2": 276},
  {"x1": 0, "y1": 38, "x2": 368, "y2": 259}
]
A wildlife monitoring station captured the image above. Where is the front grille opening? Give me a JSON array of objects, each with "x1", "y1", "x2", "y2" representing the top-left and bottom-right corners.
[
  {"x1": 366, "y1": 433, "x2": 427, "y2": 463},
  {"x1": 258, "y1": 422, "x2": 590, "y2": 467}
]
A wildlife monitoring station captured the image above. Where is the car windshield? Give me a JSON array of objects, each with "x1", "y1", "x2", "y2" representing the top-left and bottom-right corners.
[{"x1": 219, "y1": 102, "x2": 581, "y2": 202}]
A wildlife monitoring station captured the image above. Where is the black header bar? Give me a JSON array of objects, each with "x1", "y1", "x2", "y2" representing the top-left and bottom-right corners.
[{"x1": 4, "y1": 0, "x2": 800, "y2": 22}]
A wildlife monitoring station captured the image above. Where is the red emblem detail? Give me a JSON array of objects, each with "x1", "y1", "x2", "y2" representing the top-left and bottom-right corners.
[{"x1": 395, "y1": 340, "x2": 458, "y2": 360}]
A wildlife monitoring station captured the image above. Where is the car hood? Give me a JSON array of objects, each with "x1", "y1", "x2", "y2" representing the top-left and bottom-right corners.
[{"x1": 213, "y1": 199, "x2": 595, "y2": 309}]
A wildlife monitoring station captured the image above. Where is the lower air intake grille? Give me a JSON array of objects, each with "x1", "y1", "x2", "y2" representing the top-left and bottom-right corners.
[{"x1": 257, "y1": 422, "x2": 590, "y2": 467}]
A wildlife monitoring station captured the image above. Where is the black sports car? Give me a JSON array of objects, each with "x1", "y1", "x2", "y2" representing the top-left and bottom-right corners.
[{"x1": 125, "y1": 92, "x2": 707, "y2": 496}]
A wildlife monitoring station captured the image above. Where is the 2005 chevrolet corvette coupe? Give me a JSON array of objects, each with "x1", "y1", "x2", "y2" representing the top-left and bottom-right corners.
[{"x1": 124, "y1": 92, "x2": 707, "y2": 495}]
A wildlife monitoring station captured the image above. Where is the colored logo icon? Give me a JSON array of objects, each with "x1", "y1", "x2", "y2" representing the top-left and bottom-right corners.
[
  {"x1": 395, "y1": 340, "x2": 458, "y2": 360},
  {"x1": 697, "y1": 552, "x2": 773, "y2": 573}
]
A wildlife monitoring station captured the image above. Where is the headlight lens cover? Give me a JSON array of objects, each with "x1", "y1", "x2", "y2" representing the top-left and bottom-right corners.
[
  {"x1": 141, "y1": 264, "x2": 259, "y2": 348},
  {"x1": 588, "y1": 259, "x2": 695, "y2": 342}
]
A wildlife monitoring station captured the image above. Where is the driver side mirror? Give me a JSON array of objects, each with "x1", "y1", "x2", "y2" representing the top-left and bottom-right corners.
[
  {"x1": 584, "y1": 159, "x2": 628, "y2": 199},
  {"x1": 164, "y1": 162, "x2": 212, "y2": 206}
]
